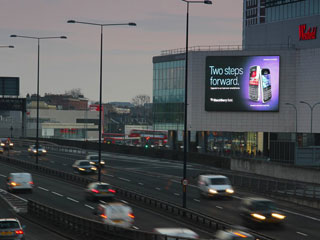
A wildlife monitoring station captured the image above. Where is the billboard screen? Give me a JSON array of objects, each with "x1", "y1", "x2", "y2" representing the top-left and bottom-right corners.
[{"x1": 205, "y1": 56, "x2": 280, "y2": 112}]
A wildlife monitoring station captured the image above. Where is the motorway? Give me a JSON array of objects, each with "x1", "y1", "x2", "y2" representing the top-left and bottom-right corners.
[{"x1": 2, "y1": 144, "x2": 320, "y2": 240}]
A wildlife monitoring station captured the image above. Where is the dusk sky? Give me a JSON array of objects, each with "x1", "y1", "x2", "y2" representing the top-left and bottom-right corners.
[{"x1": 0, "y1": 0, "x2": 243, "y2": 103}]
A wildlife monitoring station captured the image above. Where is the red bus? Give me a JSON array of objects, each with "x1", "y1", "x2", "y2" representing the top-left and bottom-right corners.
[
  {"x1": 128, "y1": 129, "x2": 168, "y2": 146},
  {"x1": 102, "y1": 133, "x2": 125, "y2": 144}
]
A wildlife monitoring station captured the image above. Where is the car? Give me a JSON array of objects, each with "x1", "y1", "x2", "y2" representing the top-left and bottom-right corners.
[
  {"x1": 198, "y1": 174, "x2": 234, "y2": 198},
  {"x1": 214, "y1": 229, "x2": 255, "y2": 240},
  {"x1": 0, "y1": 218, "x2": 25, "y2": 240},
  {"x1": 94, "y1": 202, "x2": 135, "y2": 228},
  {"x1": 85, "y1": 154, "x2": 106, "y2": 168},
  {"x1": 6, "y1": 173, "x2": 34, "y2": 193},
  {"x1": 239, "y1": 197, "x2": 286, "y2": 227},
  {"x1": 0, "y1": 146, "x2": 3, "y2": 154},
  {"x1": 153, "y1": 228, "x2": 199, "y2": 239},
  {"x1": 72, "y1": 160, "x2": 97, "y2": 174},
  {"x1": 0, "y1": 138, "x2": 10, "y2": 150},
  {"x1": 85, "y1": 182, "x2": 116, "y2": 201},
  {"x1": 27, "y1": 144, "x2": 47, "y2": 156}
]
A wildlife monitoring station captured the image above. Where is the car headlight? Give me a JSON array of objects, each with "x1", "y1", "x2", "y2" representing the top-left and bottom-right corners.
[
  {"x1": 42, "y1": 150, "x2": 47, "y2": 153},
  {"x1": 91, "y1": 167, "x2": 97, "y2": 171},
  {"x1": 251, "y1": 213, "x2": 266, "y2": 220},
  {"x1": 101, "y1": 161, "x2": 105, "y2": 165},
  {"x1": 0, "y1": 143, "x2": 4, "y2": 146},
  {"x1": 9, "y1": 143, "x2": 13, "y2": 146},
  {"x1": 90, "y1": 161, "x2": 95, "y2": 165},
  {"x1": 79, "y1": 168, "x2": 85, "y2": 171},
  {"x1": 226, "y1": 189, "x2": 234, "y2": 194},
  {"x1": 209, "y1": 189, "x2": 217, "y2": 194},
  {"x1": 272, "y1": 213, "x2": 286, "y2": 220},
  {"x1": 33, "y1": 150, "x2": 37, "y2": 153}
]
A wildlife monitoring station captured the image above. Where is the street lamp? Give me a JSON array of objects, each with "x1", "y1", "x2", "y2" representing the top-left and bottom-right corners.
[
  {"x1": 285, "y1": 103, "x2": 298, "y2": 133},
  {"x1": 10, "y1": 34, "x2": 67, "y2": 165},
  {"x1": 67, "y1": 20, "x2": 136, "y2": 182},
  {"x1": 180, "y1": 0, "x2": 212, "y2": 209},
  {"x1": 300, "y1": 101, "x2": 320, "y2": 133},
  {"x1": 0, "y1": 45, "x2": 14, "y2": 48}
]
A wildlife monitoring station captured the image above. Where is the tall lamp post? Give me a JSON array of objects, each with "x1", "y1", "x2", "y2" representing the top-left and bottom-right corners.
[
  {"x1": 300, "y1": 101, "x2": 320, "y2": 134},
  {"x1": 180, "y1": 0, "x2": 212, "y2": 209},
  {"x1": 67, "y1": 20, "x2": 136, "y2": 182},
  {"x1": 285, "y1": 103, "x2": 298, "y2": 133},
  {"x1": 10, "y1": 35, "x2": 67, "y2": 165}
]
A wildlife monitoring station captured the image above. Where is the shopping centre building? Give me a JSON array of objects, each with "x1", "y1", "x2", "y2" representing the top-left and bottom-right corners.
[{"x1": 152, "y1": 0, "x2": 320, "y2": 162}]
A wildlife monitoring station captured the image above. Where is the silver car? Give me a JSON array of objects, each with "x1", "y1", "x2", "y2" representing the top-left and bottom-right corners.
[
  {"x1": 0, "y1": 218, "x2": 25, "y2": 240},
  {"x1": 72, "y1": 160, "x2": 97, "y2": 174},
  {"x1": 85, "y1": 182, "x2": 116, "y2": 201},
  {"x1": 198, "y1": 175, "x2": 234, "y2": 198}
]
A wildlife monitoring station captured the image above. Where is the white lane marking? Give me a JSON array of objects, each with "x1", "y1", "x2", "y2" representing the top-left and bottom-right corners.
[
  {"x1": 104, "y1": 174, "x2": 114, "y2": 177},
  {"x1": 296, "y1": 232, "x2": 308, "y2": 237},
  {"x1": 0, "y1": 174, "x2": 7, "y2": 178},
  {"x1": 132, "y1": 226, "x2": 139, "y2": 230},
  {"x1": 138, "y1": 182, "x2": 144, "y2": 186},
  {"x1": 85, "y1": 204, "x2": 94, "y2": 209},
  {"x1": 216, "y1": 206, "x2": 223, "y2": 209},
  {"x1": 67, "y1": 197, "x2": 79, "y2": 203},
  {"x1": 121, "y1": 200, "x2": 128, "y2": 204},
  {"x1": 50, "y1": 161, "x2": 55, "y2": 163},
  {"x1": 155, "y1": 187, "x2": 161, "y2": 191},
  {"x1": 118, "y1": 177, "x2": 130, "y2": 182},
  {"x1": 38, "y1": 186, "x2": 49, "y2": 192},
  {"x1": 62, "y1": 163, "x2": 67, "y2": 166},
  {"x1": 51, "y1": 191, "x2": 63, "y2": 197},
  {"x1": 280, "y1": 209, "x2": 320, "y2": 222},
  {"x1": 174, "y1": 193, "x2": 180, "y2": 196},
  {"x1": 193, "y1": 199, "x2": 200, "y2": 202}
]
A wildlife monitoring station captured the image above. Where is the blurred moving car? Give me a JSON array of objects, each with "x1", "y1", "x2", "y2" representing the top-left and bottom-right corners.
[
  {"x1": 72, "y1": 160, "x2": 97, "y2": 174},
  {"x1": 94, "y1": 202, "x2": 135, "y2": 228},
  {"x1": 0, "y1": 146, "x2": 3, "y2": 154},
  {"x1": 153, "y1": 228, "x2": 199, "y2": 239},
  {"x1": 6, "y1": 173, "x2": 34, "y2": 193},
  {"x1": 85, "y1": 154, "x2": 105, "y2": 168},
  {"x1": 198, "y1": 175, "x2": 234, "y2": 198},
  {"x1": 214, "y1": 229, "x2": 255, "y2": 240},
  {"x1": 239, "y1": 197, "x2": 286, "y2": 227},
  {"x1": 27, "y1": 144, "x2": 47, "y2": 156},
  {"x1": 0, "y1": 218, "x2": 25, "y2": 240},
  {"x1": 85, "y1": 182, "x2": 116, "y2": 201},
  {"x1": 0, "y1": 138, "x2": 10, "y2": 150}
]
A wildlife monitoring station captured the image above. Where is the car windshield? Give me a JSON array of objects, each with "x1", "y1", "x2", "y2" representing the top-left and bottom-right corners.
[
  {"x1": 97, "y1": 184, "x2": 110, "y2": 190},
  {"x1": 0, "y1": 221, "x2": 20, "y2": 229},
  {"x1": 209, "y1": 178, "x2": 230, "y2": 185},
  {"x1": 79, "y1": 161, "x2": 90, "y2": 166},
  {"x1": 252, "y1": 201, "x2": 276, "y2": 211},
  {"x1": 89, "y1": 155, "x2": 99, "y2": 160}
]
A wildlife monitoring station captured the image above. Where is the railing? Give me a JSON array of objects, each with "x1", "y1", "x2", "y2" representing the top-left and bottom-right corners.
[{"x1": 0, "y1": 154, "x2": 274, "y2": 240}]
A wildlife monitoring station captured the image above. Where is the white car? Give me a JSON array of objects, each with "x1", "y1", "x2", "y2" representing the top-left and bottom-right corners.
[
  {"x1": 214, "y1": 229, "x2": 255, "y2": 240},
  {"x1": 153, "y1": 228, "x2": 199, "y2": 239},
  {"x1": 0, "y1": 218, "x2": 25, "y2": 240},
  {"x1": 198, "y1": 175, "x2": 234, "y2": 198},
  {"x1": 6, "y1": 173, "x2": 34, "y2": 193},
  {"x1": 85, "y1": 182, "x2": 116, "y2": 201},
  {"x1": 94, "y1": 202, "x2": 134, "y2": 228}
]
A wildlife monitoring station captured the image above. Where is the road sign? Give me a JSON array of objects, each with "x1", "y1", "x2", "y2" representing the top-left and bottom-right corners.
[
  {"x1": 0, "y1": 98, "x2": 26, "y2": 111},
  {"x1": 182, "y1": 179, "x2": 188, "y2": 186},
  {"x1": 0, "y1": 77, "x2": 19, "y2": 96}
]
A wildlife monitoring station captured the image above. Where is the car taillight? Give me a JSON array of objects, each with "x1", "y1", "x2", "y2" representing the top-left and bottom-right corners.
[
  {"x1": 15, "y1": 230, "x2": 24, "y2": 235},
  {"x1": 108, "y1": 189, "x2": 116, "y2": 193},
  {"x1": 91, "y1": 189, "x2": 99, "y2": 193},
  {"x1": 29, "y1": 181, "x2": 34, "y2": 185},
  {"x1": 11, "y1": 182, "x2": 17, "y2": 186},
  {"x1": 128, "y1": 213, "x2": 135, "y2": 219},
  {"x1": 100, "y1": 214, "x2": 107, "y2": 219}
]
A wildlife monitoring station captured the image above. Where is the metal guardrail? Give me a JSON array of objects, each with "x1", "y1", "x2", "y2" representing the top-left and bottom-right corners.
[
  {"x1": 0, "y1": 155, "x2": 274, "y2": 240},
  {"x1": 0, "y1": 189, "x2": 28, "y2": 213}
]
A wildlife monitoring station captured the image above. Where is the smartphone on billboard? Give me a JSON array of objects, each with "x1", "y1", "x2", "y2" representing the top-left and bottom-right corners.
[
  {"x1": 261, "y1": 68, "x2": 272, "y2": 103},
  {"x1": 249, "y1": 66, "x2": 260, "y2": 101}
]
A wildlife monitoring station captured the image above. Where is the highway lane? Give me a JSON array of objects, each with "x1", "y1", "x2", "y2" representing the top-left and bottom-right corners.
[
  {"x1": 0, "y1": 195, "x2": 68, "y2": 240},
  {"x1": 0, "y1": 161, "x2": 213, "y2": 239},
  {"x1": 7, "y1": 146, "x2": 320, "y2": 239}
]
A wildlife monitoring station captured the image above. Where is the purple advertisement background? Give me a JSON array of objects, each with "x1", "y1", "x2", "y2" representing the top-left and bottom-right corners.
[{"x1": 242, "y1": 56, "x2": 280, "y2": 111}]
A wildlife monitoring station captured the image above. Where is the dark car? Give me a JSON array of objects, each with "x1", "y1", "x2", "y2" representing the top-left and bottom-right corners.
[
  {"x1": 72, "y1": 160, "x2": 97, "y2": 174},
  {"x1": 0, "y1": 218, "x2": 25, "y2": 240},
  {"x1": 0, "y1": 138, "x2": 11, "y2": 150},
  {"x1": 239, "y1": 197, "x2": 286, "y2": 227},
  {"x1": 85, "y1": 154, "x2": 106, "y2": 168},
  {"x1": 85, "y1": 182, "x2": 116, "y2": 201},
  {"x1": 27, "y1": 145, "x2": 47, "y2": 156}
]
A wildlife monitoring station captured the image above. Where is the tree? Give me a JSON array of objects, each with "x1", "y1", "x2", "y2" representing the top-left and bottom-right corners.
[
  {"x1": 65, "y1": 88, "x2": 84, "y2": 98},
  {"x1": 131, "y1": 94, "x2": 151, "y2": 106}
]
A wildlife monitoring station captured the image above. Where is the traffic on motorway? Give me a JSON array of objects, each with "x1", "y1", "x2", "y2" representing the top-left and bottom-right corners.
[{"x1": 0, "y1": 140, "x2": 319, "y2": 240}]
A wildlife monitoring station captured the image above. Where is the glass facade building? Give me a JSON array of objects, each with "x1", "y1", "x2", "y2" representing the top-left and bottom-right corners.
[{"x1": 153, "y1": 60, "x2": 185, "y2": 131}]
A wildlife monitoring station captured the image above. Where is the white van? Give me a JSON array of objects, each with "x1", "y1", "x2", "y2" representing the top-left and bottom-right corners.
[
  {"x1": 6, "y1": 173, "x2": 34, "y2": 193},
  {"x1": 198, "y1": 175, "x2": 234, "y2": 198},
  {"x1": 95, "y1": 202, "x2": 134, "y2": 228},
  {"x1": 153, "y1": 228, "x2": 199, "y2": 239}
]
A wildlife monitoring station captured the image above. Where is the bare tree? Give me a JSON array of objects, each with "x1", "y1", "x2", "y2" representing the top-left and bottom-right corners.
[
  {"x1": 65, "y1": 88, "x2": 83, "y2": 98},
  {"x1": 131, "y1": 94, "x2": 151, "y2": 106}
]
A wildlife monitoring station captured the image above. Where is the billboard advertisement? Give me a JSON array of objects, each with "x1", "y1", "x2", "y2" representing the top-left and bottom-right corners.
[{"x1": 205, "y1": 56, "x2": 280, "y2": 112}]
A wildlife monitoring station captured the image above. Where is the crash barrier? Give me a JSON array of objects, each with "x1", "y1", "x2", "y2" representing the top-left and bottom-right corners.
[
  {"x1": 27, "y1": 200, "x2": 198, "y2": 240},
  {"x1": 0, "y1": 155, "x2": 274, "y2": 240}
]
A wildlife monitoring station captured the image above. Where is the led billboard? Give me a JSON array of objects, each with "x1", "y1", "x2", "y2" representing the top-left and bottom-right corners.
[{"x1": 205, "y1": 56, "x2": 280, "y2": 112}]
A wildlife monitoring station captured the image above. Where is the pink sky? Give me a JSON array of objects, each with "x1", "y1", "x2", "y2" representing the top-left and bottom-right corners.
[{"x1": 0, "y1": 0, "x2": 243, "y2": 103}]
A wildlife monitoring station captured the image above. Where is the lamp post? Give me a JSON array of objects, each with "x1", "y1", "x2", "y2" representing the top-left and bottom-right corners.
[
  {"x1": 300, "y1": 101, "x2": 320, "y2": 134},
  {"x1": 10, "y1": 34, "x2": 67, "y2": 165},
  {"x1": 0, "y1": 45, "x2": 14, "y2": 48},
  {"x1": 180, "y1": 0, "x2": 212, "y2": 209},
  {"x1": 285, "y1": 103, "x2": 298, "y2": 133},
  {"x1": 67, "y1": 20, "x2": 136, "y2": 182}
]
